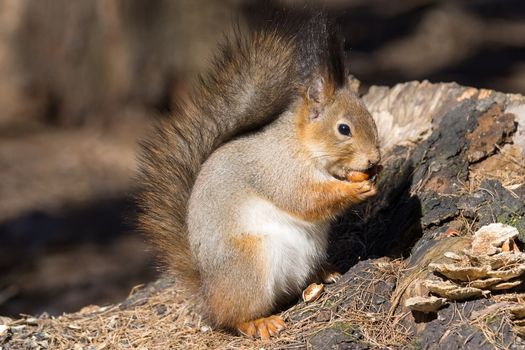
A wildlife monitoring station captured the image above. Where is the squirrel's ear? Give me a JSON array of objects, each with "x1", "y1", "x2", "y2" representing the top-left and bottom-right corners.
[
  {"x1": 306, "y1": 76, "x2": 333, "y2": 121},
  {"x1": 307, "y1": 77, "x2": 325, "y2": 104},
  {"x1": 347, "y1": 75, "x2": 360, "y2": 94}
]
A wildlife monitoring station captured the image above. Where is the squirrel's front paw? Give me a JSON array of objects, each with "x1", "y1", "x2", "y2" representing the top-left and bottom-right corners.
[
  {"x1": 349, "y1": 180, "x2": 377, "y2": 201},
  {"x1": 236, "y1": 315, "x2": 286, "y2": 340}
]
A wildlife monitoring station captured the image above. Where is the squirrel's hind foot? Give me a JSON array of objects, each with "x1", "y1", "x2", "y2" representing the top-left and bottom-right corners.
[
  {"x1": 318, "y1": 263, "x2": 342, "y2": 284},
  {"x1": 236, "y1": 315, "x2": 286, "y2": 340},
  {"x1": 322, "y1": 270, "x2": 342, "y2": 284}
]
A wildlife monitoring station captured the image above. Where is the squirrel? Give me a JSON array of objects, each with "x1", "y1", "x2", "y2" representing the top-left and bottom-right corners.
[{"x1": 137, "y1": 12, "x2": 381, "y2": 340}]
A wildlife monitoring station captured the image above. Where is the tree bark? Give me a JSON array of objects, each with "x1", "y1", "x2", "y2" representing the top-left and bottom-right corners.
[{"x1": 2, "y1": 81, "x2": 524, "y2": 349}]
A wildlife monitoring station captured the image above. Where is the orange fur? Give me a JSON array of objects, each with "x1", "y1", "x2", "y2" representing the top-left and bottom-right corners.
[
  {"x1": 230, "y1": 234, "x2": 263, "y2": 257},
  {"x1": 288, "y1": 180, "x2": 376, "y2": 222},
  {"x1": 286, "y1": 93, "x2": 379, "y2": 222},
  {"x1": 236, "y1": 315, "x2": 286, "y2": 340},
  {"x1": 206, "y1": 233, "x2": 269, "y2": 328},
  {"x1": 138, "y1": 11, "x2": 379, "y2": 340}
]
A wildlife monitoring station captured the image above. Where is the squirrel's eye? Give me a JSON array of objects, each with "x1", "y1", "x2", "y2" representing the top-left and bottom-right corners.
[{"x1": 338, "y1": 124, "x2": 352, "y2": 136}]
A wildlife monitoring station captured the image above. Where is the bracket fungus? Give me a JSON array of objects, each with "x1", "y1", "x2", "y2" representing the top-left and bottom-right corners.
[{"x1": 405, "y1": 223, "x2": 525, "y2": 317}]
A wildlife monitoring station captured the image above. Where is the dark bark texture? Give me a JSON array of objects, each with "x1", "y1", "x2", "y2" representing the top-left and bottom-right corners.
[{"x1": 1, "y1": 81, "x2": 524, "y2": 349}]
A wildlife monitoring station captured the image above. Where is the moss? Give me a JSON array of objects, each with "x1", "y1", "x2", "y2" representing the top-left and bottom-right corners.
[
  {"x1": 483, "y1": 314, "x2": 502, "y2": 327},
  {"x1": 331, "y1": 322, "x2": 361, "y2": 341},
  {"x1": 406, "y1": 338, "x2": 422, "y2": 350}
]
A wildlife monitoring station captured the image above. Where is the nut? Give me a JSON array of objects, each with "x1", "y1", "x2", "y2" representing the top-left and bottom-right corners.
[
  {"x1": 302, "y1": 283, "x2": 324, "y2": 303},
  {"x1": 346, "y1": 171, "x2": 369, "y2": 182}
]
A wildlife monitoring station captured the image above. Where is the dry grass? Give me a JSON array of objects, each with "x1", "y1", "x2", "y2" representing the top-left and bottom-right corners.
[
  {"x1": 3, "y1": 261, "x2": 411, "y2": 349},
  {"x1": 467, "y1": 144, "x2": 525, "y2": 195},
  {"x1": 4, "y1": 84, "x2": 524, "y2": 349},
  {"x1": 469, "y1": 304, "x2": 517, "y2": 350}
]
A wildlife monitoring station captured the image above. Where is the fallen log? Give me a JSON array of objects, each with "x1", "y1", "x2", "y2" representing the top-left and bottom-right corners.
[{"x1": 1, "y1": 81, "x2": 524, "y2": 349}]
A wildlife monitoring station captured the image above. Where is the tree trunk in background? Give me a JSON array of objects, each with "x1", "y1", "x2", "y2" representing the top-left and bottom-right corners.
[
  {"x1": 0, "y1": 0, "x2": 242, "y2": 126},
  {"x1": 1, "y1": 0, "x2": 524, "y2": 127}
]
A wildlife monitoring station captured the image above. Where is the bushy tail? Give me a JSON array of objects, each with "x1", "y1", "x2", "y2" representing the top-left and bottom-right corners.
[{"x1": 136, "y1": 12, "x2": 345, "y2": 291}]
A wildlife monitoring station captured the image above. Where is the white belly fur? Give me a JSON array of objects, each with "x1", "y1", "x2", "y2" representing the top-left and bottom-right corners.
[{"x1": 240, "y1": 196, "x2": 330, "y2": 299}]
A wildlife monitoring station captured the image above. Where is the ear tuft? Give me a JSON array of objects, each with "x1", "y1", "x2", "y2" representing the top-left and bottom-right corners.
[
  {"x1": 347, "y1": 75, "x2": 361, "y2": 94},
  {"x1": 305, "y1": 74, "x2": 334, "y2": 121},
  {"x1": 307, "y1": 77, "x2": 325, "y2": 104}
]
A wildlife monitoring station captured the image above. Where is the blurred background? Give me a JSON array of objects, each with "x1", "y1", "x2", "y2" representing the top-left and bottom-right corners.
[{"x1": 0, "y1": 0, "x2": 524, "y2": 317}]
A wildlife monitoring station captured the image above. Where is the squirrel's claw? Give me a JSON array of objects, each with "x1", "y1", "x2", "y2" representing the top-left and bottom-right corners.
[
  {"x1": 323, "y1": 271, "x2": 342, "y2": 284},
  {"x1": 318, "y1": 263, "x2": 342, "y2": 284},
  {"x1": 236, "y1": 315, "x2": 286, "y2": 340},
  {"x1": 237, "y1": 321, "x2": 257, "y2": 339},
  {"x1": 349, "y1": 180, "x2": 377, "y2": 201},
  {"x1": 257, "y1": 321, "x2": 271, "y2": 340}
]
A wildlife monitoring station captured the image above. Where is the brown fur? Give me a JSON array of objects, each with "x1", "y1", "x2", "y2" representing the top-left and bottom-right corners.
[
  {"x1": 285, "y1": 181, "x2": 377, "y2": 222},
  {"x1": 264, "y1": 82, "x2": 380, "y2": 222},
  {"x1": 137, "y1": 12, "x2": 345, "y2": 304},
  {"x1": 137, "y1": 10, "x2": 381, "y2": 339}
]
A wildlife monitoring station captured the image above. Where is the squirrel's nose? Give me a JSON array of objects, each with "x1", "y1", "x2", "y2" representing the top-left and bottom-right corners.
[
  {"x1": 367, "y1": 152, "x2": 381, "y2": 169},
  {"x1": 365, "y1": 151, "x2": 381, "y2": 178}
]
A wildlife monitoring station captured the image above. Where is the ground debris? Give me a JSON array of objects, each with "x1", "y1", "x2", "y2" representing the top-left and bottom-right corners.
[
  {"x1": 469, "y1": 223, "x2": 519, "y2": 255},
  {"x1": 424, "y1": 279, "x2": 488, "y2": 300},
  {"x1": 403, "y1": 223, "x2": 525, "y2": 347},
  {"x1": 2, "y1": 81, "x2": 525, "y2": 350},
  {"x1": 465, "y1": 104, "x2": 516, "y2": 163},
  {"x1": 302, "y1": 283, "x2": 324, "y2": 303},
  {"x1": 405, "y1": 296, "x2": 448, "y2": 313},
  {"x1": 429, "y1": 263, "x2": 490, "y2": 281}
]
